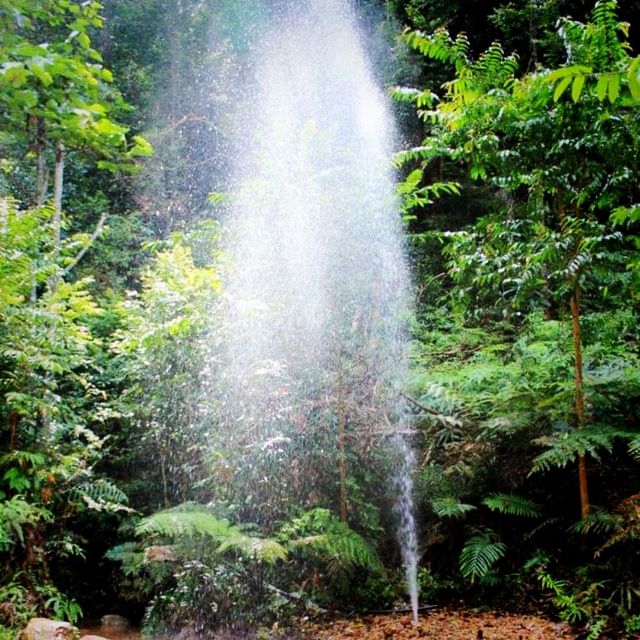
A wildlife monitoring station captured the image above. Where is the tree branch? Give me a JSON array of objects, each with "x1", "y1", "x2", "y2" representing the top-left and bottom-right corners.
[{"x1": 60, "y1": 212, "x2": 107, "y2": 278}]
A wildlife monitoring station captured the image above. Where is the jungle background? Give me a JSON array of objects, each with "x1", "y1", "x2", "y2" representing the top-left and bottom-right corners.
[{"x1": 1, "y1": 0, "x2": 640, "y2": 638}]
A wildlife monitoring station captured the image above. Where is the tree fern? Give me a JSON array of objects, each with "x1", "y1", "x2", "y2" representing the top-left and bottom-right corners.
[
  {"x1": 531, "y1": 426, "x2": 633, "y2": 473},
  {"x1": 135, "y1": 506, "x2": 235, "y2": 539},
  {"x1": 282, "y1": 508, "x2": 382, "y2": 575},
  {"x1": 136, "y1": 503, "x2": 287, "y2": 564},
  {"x1": 459, "y1": 528, "x2": 507, "y2": 583},
  {"x1": 482, "y1": 493, "x2": 540, "y2": 518},
  {"x1": 217, "y1": 536, "x2": 287, "y2": 563}
]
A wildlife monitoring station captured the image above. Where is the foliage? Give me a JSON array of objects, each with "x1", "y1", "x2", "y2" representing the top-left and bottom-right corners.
[
  {"x1": 135, "y1": 503, "x2": 287, "y2": 564},
  {"x1": 459, "y1": 528, "x2": 507, "y2": 584},
  {"x1": 1, "y1": 0, "x2": 640, "y2": 636},
  {"x1": 0, "y1": 574, "x2": 82, "y2": 628},
  {"x1": 0, "y1": 0, "x2": 151, "y2": 173},
  {"x1": 482, "y1": 493, "x2": 540, "y2": 518},
  {"x1": 281, "y1": 508, "x2": 383, "y2": 576}
]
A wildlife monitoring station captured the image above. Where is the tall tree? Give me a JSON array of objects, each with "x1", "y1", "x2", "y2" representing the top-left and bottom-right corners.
[{"x1": 396, "y1": 0, "x2": 640, "y2": 517}]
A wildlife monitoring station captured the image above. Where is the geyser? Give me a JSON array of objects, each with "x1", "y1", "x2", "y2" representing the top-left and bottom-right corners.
[{"x1": 218, "y1": 0, "x2": 420, "y2": 620}]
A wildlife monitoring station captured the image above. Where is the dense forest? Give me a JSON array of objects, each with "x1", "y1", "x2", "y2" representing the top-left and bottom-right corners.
[{"x1": 1, "y1": 1, "x2": 639, "y2": 639}]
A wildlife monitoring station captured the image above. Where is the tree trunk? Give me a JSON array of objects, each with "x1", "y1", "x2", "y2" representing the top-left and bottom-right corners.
[
  {"x1": 35, "y1": 117, "x2": 48, "y2": 206},
  {"x1": 53, "y1": 142, "x2": 64, "y2": 254},
  {"x1": 570, "y1": 285, "x2": 590, "y2": 518},
  {"x1": 48, "y1": 142, "x2": 65, "y2": 293},
  {"x1": 337, "y1": 364, "x2": 348, "y2": 523},
  {"x1": 8, "y1": 410, "x2": 19, "y2": 451}
]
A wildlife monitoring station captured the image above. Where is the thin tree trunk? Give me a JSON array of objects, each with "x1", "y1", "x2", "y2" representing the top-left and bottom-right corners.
[
  {"x1": 9, "y1": 410, "x2": 19, "y2": 451},
  {"x1": 60, "y1": 212, "x2": 107, "y2": 278},
  {"x1": 48, "y1": 142, "x2": 65, "y2": 293},
  {"x1": 570, "y1": 285, "x2": 590, "y2": 518},
  {"x1": 337, "y1": 364, "x2": 348, "y2": 523},
  {"x1": 53, "y1": 142, "x2": 64, "y2": 254},
  {"x1": 156, "y1": 432, "x2": 170, "y2": 508},
  {"x1": 35, "y1": 117, "x2": 48, "y2": 206}
]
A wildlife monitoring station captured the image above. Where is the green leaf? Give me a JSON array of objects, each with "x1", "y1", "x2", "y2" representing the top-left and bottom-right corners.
[
  {"x1": 3, "y1": 468, "x2": 31, "y2": 492},
  {"x1": 93, "y1": 118, "x2": 127, "y2": 138},
  {"x1": 628, "y1": 59, "x2": 640, "y2": 100},
  {"x1": 553, "y1": 76, "x2": 572, "y2": 101},
  {"x1": 128, "y1": 135, "x2": 153, "y2": 157},
  {"x1": 482, "y1": 493, "x2": 540, "y2": 517},
  {"x1": 1, "y1": 63, "x2": 29, "y2": 87},
  {"x1": 608, "y1": 73, "x2": 620, "y2": 103},
  {"x1": 596, "y1": 75, "x2": 609, "y2": 101},
  {"x1": 30, "y1": 65, "x2": 53, "y2": 87},
  {"x1": 571, "y1": 75, "x2": 585, "y2": 102},
  {"x1": 77, "y1": 32, "x2": 91, "y2": 49},
  {"x1": 459, "y1": 528, "x2": 506, "y2": 583}
]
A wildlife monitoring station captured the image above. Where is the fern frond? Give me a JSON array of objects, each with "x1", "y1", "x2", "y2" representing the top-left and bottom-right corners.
[
  {"x1": 567, "y1": 509, "x2": 621, "y2": 537},
  {"x1": 459, "y1": 528, "x2": 507, "y2": 583},
  {"x1": 217, "y1": 536, "x2": 287, "y2": 563},
  {"x1": 531, "y1": 426, "x2": 632, "y2": 473},
  {"x1": 71, "y1": 479, "x2": 132, "y2": 513},
  {"x1": 135, "y1": 506, "x2": 234, "y2": 539},
  {"x1": 292, "y1": 531, "x2": 382, "y2": 574},
  {"x1": 596, "y1": 493, "x2": 640, "y2": 555},
  {"x1": 629, "y1": 436, "x2": 640, "y2": 461},
  {"x1": 135, "y1": 503, "x2": 286, "y2": 563},
  {"x1": 482, "y1": 493, "x2": 540, "y2": 517},
  {"x1": 283, "y1": 508, "x2": 382, "y2": 574},
  {"x1": 431, "y1": 496, "x2": 476, "y2": 519}
]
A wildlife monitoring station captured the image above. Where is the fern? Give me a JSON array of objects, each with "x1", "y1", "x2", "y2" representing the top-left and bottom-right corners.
[
  {"x1": 482, "y1": 493, "x2": 540, "y2": 518},
  {"x1": 531, "y1": 426, "x2": 633, "y2": 473},
  {"x1": 282, "y1": 508, "x2": 382, "y2": 575},
  {"x1": 459, "y1": 528, "x2": 507, "y2": 583},
  {"x1": 105, "y1": 542, "x2": 145, "y2": 567},
  {"x1": 0, "y1": 496, "x2": 52, "y2": 551},
  {"x1": 538, "y1": 571, "x2": 590, "y2": 623},
  {"x1": 136, "y1": 505, "x2": 237, "y2": 539},
  {"x1": 217, "y1": 536, "x2": 287, "y2": 564},
  {"x1": 135, "y1": 503, "x2": 287, "y2": 564},
  {"x1": 567, "y1": 509, "x2": 621, "y2": 537},
  {"x1": 629, "y1": 437, "x2": 640, "y2": 461},
  {"x1": 431, "y1": 496, "x2": 476, "y2": 519},
  {"x1": 596, "y1": 493, "x2": 640, "y2": 555},
  {"x1": 70, "y1": 479, "x2": 132, "y2": 513}
]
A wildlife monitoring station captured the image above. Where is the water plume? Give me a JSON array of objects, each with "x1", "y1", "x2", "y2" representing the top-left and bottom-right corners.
[{"x1": 217, "y1": 0, "x2": 420, "y2": 620}]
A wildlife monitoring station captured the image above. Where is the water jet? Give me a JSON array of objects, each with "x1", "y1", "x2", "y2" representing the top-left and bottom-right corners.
[{"x1": 212, "y1": 0, "x2": 420, "y2": 621}]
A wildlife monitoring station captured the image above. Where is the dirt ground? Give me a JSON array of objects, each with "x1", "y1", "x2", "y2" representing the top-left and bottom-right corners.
[{"x1": 299, "y1": 609, "x2": 577, "y2": 639}]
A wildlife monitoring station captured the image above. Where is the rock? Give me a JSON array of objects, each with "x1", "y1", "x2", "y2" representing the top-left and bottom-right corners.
[
  {"x1": 21, "y1": 618, "x2": 79, "y2": 640},
  {"x1": 100, "y1": 615, "x2": 129, "y2": 630},
  {"x1": 144, "y1": 545, "x2": 176, "y2": 563},
  {"x1": 80, "y1": 636, "x2": 110, "y2": 640}
]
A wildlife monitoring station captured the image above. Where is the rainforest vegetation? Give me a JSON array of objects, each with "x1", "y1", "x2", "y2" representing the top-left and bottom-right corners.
[{"x1": 1, "y1": 1, "x2": 640, "y2": 638}]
